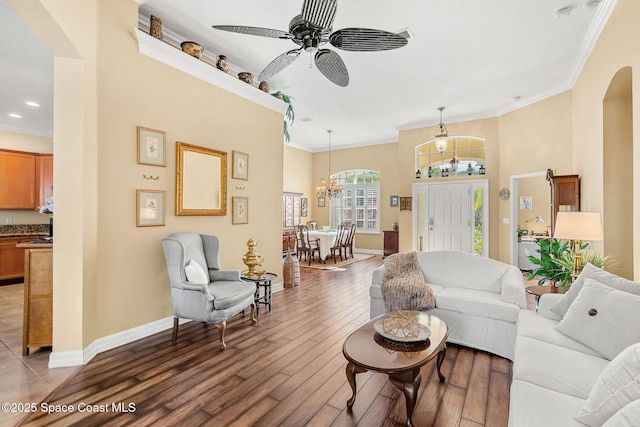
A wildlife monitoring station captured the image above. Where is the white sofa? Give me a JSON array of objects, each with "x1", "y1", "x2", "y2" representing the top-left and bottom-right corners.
[
  {"x1": 370, "y1": 250, "x2": 526, "y2": 361},
  {"x1": 509, "y1": 263, "x2": 640, "y2": 427}
]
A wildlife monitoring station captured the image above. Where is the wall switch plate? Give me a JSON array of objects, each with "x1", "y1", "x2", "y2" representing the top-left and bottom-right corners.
[
  {"x1": 5, "y1": 217, "x2": 12, "y2": 225},
  {"x1": 502, "y1": 218, "x2": 509, "y2": 224}
]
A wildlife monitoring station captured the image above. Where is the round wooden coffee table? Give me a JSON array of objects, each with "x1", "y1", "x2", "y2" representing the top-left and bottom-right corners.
[{"x1": 342, "y1": 311, "x2": 448, "y2": 427}]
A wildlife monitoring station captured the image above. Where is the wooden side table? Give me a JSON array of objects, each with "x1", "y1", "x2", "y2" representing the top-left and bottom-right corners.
[{"x1": 241, "y1": 273, "x2": 277, "y2": 315}]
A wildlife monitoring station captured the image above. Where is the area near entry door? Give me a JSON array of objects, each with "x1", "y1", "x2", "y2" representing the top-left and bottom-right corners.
[{"x1": 428, "y1": 183, "x2": 471, "y2": 252}]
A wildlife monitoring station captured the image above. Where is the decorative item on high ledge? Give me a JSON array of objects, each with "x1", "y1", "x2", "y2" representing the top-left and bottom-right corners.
[
  {"x1": 241, "y1": 238, "x2": 263, "y2": 277},
  {"x1": 258, "y1": 81, "x2": 270, "y2": 93},
  {"x1": 180, "y1": 41, "x2": 203, "y2": 59},
  {"x1": 272, "y1": 91, "x2": 294, "y2": 143},
  {"x1": 149, "y1": 15, "x2": 163, "y2": 40},
  {"x1": 238, "y1": 72, "x2": 253, "y2": 85},
  {"x1": 215, "y1": 54, "x2": 229, "y2": 72}
]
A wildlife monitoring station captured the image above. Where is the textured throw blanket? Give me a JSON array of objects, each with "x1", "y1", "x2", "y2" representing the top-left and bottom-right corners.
[{"x1": 381, "y1": 251, "x2": 435, "y2": 312}]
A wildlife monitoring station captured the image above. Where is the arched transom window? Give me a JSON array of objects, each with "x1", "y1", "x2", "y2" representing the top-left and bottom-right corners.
[{"x1": 416, "y1": 137, "x2": 486, "y2": 178}]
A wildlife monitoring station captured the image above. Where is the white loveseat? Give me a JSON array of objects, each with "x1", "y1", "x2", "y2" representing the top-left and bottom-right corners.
[
  {"x1": 370, "y1": 250, "x2": 526, "y2": 361},
  {"x1": 509, "y1": 263, "x2": 640, "y2": 427}
]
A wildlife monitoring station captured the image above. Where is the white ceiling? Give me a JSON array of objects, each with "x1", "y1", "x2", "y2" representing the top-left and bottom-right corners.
[{"x1": 1, "y1": 0, "x2": 617, "y2": 152}]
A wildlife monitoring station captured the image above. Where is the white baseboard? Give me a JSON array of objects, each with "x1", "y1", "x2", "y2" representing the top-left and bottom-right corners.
[
  {"x1": 48, "y1": 316, "x2": 186, "y2": 368},
  {"x1": 48, "y1": 281, "x2": 289, "y2": 368}
]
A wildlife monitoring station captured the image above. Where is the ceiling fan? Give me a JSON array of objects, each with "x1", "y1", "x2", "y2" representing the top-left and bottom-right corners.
[{"x1": 212, "y1": 0, "x2": 408, "y2": 87}]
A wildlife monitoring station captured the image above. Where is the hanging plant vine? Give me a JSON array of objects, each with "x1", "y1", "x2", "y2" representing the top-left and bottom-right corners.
[{"x1": 272, "y1": 91, "x2": 294, "y2": 143}]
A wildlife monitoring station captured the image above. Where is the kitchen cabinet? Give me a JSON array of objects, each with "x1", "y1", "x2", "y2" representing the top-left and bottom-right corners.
[
  {"x1": 19, "y1": 243, "x2": 53, "y2": 356},
  {"x1": 0, "y1": 150, "x2": 36, "y2": 208},
  {"x1": 0, "y1": 150, "x2": 53, "y2": 210},
  {"x1": 0, "y1": 236, "x2": 31, "y2": 281},
  {"x1": 36, "y1": 154, "x2": 54, "y2": 208}
]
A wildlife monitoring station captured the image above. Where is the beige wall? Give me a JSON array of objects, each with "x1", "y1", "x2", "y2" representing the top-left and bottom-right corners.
[
  {"x1": 14, "y1": 0, "x2": 284, "y2": 352},
  {"x1": 283, "y1": 144, "x2": 314, "y2": 221},
  {"x1": 0, "y1": 130, "x2": 53, "y2": 224},
  {"x1": 312, "y1": 142, "x2": 399, "y2": 251},
  {"x1": 572, "y1": 0, "x2": 640, "y2": 279}
]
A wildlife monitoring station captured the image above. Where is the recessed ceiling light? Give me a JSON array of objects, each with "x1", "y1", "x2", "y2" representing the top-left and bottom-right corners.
[
  {"x1": 25, "y1": 101, "x2": 40, "y2": 107},
  {"x1": 300, "y1": 117, "x2": 313, "y2": 122},
  {"x1": 585, "y1": 0, "x2": 602, "y2": 7},
  {"x1": 8, "y1": 113, "x2": 23, "y2": 119}
]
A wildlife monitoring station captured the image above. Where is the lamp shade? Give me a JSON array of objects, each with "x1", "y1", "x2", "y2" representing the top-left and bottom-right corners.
[{"x1": 554, "y1": 212, "x2": 603, "y2": 241}]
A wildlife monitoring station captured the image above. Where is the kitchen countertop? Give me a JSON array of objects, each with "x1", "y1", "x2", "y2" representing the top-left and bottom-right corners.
[{"x1": 0, "y1": 224, "x2": 50, "y2": 238}]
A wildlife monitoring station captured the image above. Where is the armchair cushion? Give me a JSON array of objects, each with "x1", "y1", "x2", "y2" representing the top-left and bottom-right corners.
[
  {"x1": 185, "y1": 259, "x2": 208, "y2": 285},
  {"x1": 209, "y1": 281, "x2": 256, "y2": 310}
]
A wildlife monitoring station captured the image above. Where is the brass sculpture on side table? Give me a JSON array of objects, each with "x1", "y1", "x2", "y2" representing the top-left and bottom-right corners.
[{"x1": 242, "y1": 238, "x2": 264, "y2": 278}]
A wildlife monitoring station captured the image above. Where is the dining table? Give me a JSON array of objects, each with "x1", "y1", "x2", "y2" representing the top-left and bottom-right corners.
[{"x1": 308, "y1": 229, "x2": 339, "y2": 261}]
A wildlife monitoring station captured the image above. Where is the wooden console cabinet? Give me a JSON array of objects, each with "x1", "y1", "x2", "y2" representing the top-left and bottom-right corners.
[
  {"x1": 549, "y1": 173, "x2": 580, "y2": 235},
  {"x1": 19, "y1": 243, "x2": 53, "y2": 356},
  {"x1": 383, "y1": 230, "x2": 399, "y2": 257}
]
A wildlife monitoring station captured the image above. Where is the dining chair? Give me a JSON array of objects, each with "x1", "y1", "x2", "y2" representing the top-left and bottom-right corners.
[
  {"x1": 328, "y1": 223, "x2": 347, "y2": 263},
  {"x1": 306, "y1": 221, "x2": 319, "y2": 231},
  {"x1": 342, "y1": 223, "x2": 357, "y2": 259},
  {"x1": 295, "y1": 224, "x2": 322, "y2": 266}
]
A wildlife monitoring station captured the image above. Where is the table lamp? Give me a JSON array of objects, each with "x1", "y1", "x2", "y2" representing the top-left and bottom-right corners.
[{"x1": 553, "y1": 212, "x2": 603, "y2": 276}]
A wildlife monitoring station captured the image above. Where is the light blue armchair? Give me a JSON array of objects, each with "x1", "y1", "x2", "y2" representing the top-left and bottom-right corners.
[{"x1": 161, "y1": 232, "x2": 257, "y2": 349}]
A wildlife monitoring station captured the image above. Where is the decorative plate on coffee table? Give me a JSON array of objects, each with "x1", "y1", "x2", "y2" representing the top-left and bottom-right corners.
[{"x1": 373, "y1": 310, "x2": 431, "y2": 342}]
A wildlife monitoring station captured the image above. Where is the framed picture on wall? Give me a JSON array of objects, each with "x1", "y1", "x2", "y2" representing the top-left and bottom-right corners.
[
  {"x1": 301, "y1": 198, "x2": 308, "y2": 217},
  {"x1": 390, "y1": 195, "x2": 399, "y2": 207},
  {"x1": 232, "y1": 196, "x2": 249, "y2": 224},
  {"x1": 137, "y1": 126, "x2": 166, "y2": 166},
  {"x1": 232, "y1": 150, "x2": 249, "y2": 180},
  {"x1": 318, "y1": 197, "x2": 325, "y2": 207},
  {"x1": 136, "y1": 189, "x2": 166, "y2": 226},
  {"x1": 520, "y1": 196, "x2": 532, "y2": 210}
]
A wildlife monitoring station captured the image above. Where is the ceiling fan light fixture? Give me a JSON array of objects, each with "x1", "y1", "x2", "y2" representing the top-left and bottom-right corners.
[{"x1": 304, "y1": 37, "x2": 319, "y2": 53}]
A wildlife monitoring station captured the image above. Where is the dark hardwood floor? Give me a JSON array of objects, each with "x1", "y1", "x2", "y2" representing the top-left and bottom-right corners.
[{"x1": 18, "y1": 255, "x2": 512, "y2": 427}]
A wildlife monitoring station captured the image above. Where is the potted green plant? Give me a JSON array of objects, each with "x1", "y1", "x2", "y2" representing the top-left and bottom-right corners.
[
  {"x1": 528, "y1": 239, "x2": 610, "y2": 288},
  {"x1": 527, "y1": 238, "x2": 575, "y2": 287},
  {"x1": 271, "y1": 91, "x2": 294, "y2": 143}
]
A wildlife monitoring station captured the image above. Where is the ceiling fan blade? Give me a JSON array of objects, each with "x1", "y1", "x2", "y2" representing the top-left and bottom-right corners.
[
  {"x1": 330, "y1": 28, "x2": 408, "y2": 52},
  {"x1": 258, "y1": 49, "x2": 302, "y2": 81},
  {"x1": 315, "y1": 49, "x2": 349, "y2": 87},
  {"x1": 212, "y1": 25, "x2": 293, "y2": 39},
  {"x1": 301, "y1": 0, "x2": 337, "y2": 29}
]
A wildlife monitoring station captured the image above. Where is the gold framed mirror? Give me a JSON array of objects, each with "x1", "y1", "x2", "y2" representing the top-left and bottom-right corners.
[{"x1": 176, "y1": 142, "x2": 227, "y2": 216}]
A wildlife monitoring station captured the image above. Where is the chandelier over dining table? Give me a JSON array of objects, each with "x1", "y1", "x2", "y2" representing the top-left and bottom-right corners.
[{"x1": 316, "y1": 129, "x2": 343, "y2": 199}]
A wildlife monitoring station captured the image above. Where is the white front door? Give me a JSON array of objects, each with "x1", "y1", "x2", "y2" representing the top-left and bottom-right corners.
[{"x1": 428, "y1": 183, "x2": 471, "y2": 252}]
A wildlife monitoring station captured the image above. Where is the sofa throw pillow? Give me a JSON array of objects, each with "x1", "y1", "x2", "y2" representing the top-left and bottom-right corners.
[
  {"x1": 575, "y1": 342, "x2": 640, "y2": 427},
  {"x1": 601, "y1": 399, "x2": 640, "y2": 427},
  {"x1": 551, "y1": 263, "x2": 640, "y2": 317},
  {"x1": 556, "y1": 278, "x2": 640, "y2": 360},
  {"x1": 184, "y1": 259, "x2": 209, "y2": 285},
  {"x1": 381, "y1": 252, "x2": 435, "y2": 312}
]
